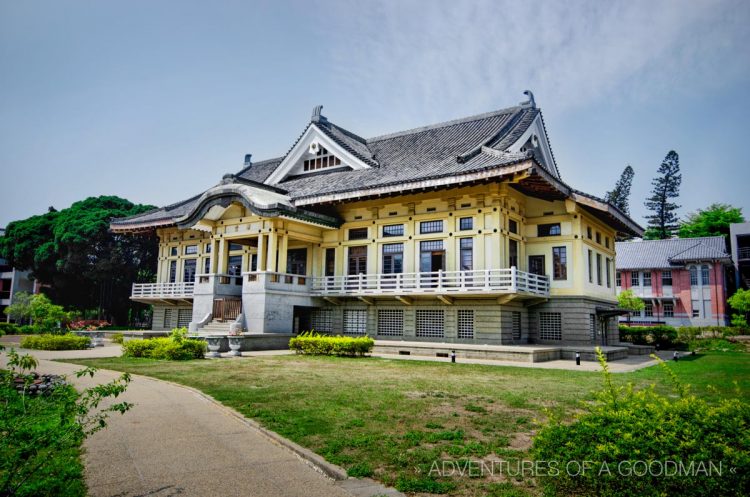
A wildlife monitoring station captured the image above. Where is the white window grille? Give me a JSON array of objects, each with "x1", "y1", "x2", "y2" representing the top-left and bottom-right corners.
[
  {"x1": 539, "y1": 312, "x2": 562, "y2": 340},
  {"x1": 416, "y1": 310, "x2": 445, "y2": 338},
  {"x1": 664, "y1": 302, "x2": 674, "y2": 317},
  {"x1": 644, "y1": 303, "x2": 653, "y2": 317},
  {"x1": 512, "y1": 312, "x2": 522, "y2": 340},
  {"x1": 177, "y1": 309, "x2": 192, "y2": 328},
  {"x1": 343, "y1": 309, "x2": 367, "y2": 335},
  {"x1": 457, "y1": 310, "x2": 474, "y2": 339},
  {"x1": 377, "y1": 309, "x2": 403, "y2": 336},
  {"x1": 310, "y1": 308, "x2": 333, "y2": 333},
  {"x1": 163, "y1": 309, "x2": 173, "y2": 329}
]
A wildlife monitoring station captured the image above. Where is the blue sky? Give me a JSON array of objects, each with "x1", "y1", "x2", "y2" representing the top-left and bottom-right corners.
[{"x1": 1, "y1": 0, "x2": 749, "y2": 229}]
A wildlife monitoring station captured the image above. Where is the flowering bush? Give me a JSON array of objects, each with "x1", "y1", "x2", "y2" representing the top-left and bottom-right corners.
[{"x1": 67, "y1": 320, "x2": 110, "y2": 331}]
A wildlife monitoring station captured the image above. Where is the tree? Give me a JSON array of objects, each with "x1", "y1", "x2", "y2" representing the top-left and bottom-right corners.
[
  {"x1": 0, "y1": 196, "x2": 158, "y2": 325},
  {"x1": 3, "y1": 292, "x2": 34, "y2": 324},
  {"x1": 605, "y1": 165, "x2": 635, "y2": 214},
  {"x1": 728, "y1": 288, "x2": 750, "y2": 328},
  {"x1": 678, "y1": 203, "x2": 744, "y2": 239},
  {"x1": 644, "y1": 151, "x2": 682, "y2": 240},
  {"x1": 618, "y1": 289, "x2": 645, "y2": 324}
]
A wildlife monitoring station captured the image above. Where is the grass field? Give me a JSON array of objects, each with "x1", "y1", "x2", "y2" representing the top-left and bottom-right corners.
[{"x1": 65, "y1": 352, "x2": 750, "y2": 496}]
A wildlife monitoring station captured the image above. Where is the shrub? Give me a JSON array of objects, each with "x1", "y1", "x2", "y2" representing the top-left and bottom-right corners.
[
  {"x1": 17, "y1": 325, "x2": 36, "y2": 334},
  {"x1": 0, "y1": 322, "x2": 19, "y2": 335},
  {"x1": 121, "y1": 328, "x2": 205, "y2": 360},
  {"x1": 20, "y1": 334, "x2": 91, "y2": 350},
  {"x1": 531, "y1": 349, "x2": 750, "y2": 497},
  {"x1": 619, "y1": 325, "x2": 678, "y2": 348},
  {"x1": 111, "y1": 333, "x2": 124, "y2": 345},
  {"x1": 289, "y1": 332, "x2": 374, "y2": 357},
  {"x1": 68, "y1": 320, "x2": 110, "y2": 331}
]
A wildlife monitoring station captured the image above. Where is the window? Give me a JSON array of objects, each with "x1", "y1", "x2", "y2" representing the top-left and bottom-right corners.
[
  {"x1": 596, "y1": 232, "x2": 601, "y2": 244},
  {"x1": 310, "y1": 308, "x2": 333, "y2": 333},
  {"x1": 183, "y1": 259, "x2": 197, "y2": 283},
  {"x1": 203, "y1": 257, "x2": 211, "y2": 274},
  {"x1": 662, "y1": 270, "x2": 672, "y2": 286},
  {"x1": 460, "y1": 238, "x2": 473, "y2": 271},
  {"x1": 420, "y1": 240, "x2": 445, "y2": 274},
  {"x1": 459, "y1": 217, "x2": 473, "y2": 230},
  {"x1": 701, "y1": 265, "x2": 710, "y2": 285},
  {"x1": 691, "y1": 300, "x2": 700, "y2": 318},
  {"x1": 286, "y1": 248, "x2": 307, "y2": 276},
  {"x1": 616, "y1": 271, "x2": 621, "y2": 287},
  {"x1": 529, "y1": 255, "x2": 545, "y2": 276},
  {"x1": 420, "y1": 220, "x2": 443, "y2": 234},
  {"x1": 416, "y1": 310, "x2": 445, "y2": 338},
  {"x1": 457, "y1": 310, "x2": 474, "y2": 339},
  {"x1": 664, "y1": 302, "x2": 674, "y2": 317},
  {"x1": 343, "y1": 310, "x2": 367, "y2": 335},
  {"x1": 184, "y1": 245, "x2": 198, "y2": 255},
  {"x1": 227, "y1": 255, "x2": 242, "y2": 276},
  {"x1": 170, "y1": 247, "x2": 178, "y2": 257},
  {"x1": 644, "y1": 302, "x2": 653, "y2": 317},
  {"x1": 538, "y1": 223, "x2": 561, "y2": 237},
  {"x1": 303, "y1": 145, "x2": 341, "y2": 171},
  {"x1": 690, "y1": 266, "x2": 698, "y2": 286},
  {"x1": 703, "y1": 300, "x2": 711, "y2": 318},
  {"x1": 596, "y1": 253, "x2": 602, "y2": 285},
  {"x1": 587, "y1": 227, "x2": 592, "y2": 239},
  {"x1": 348, "y1": 227, "x2": 368, "y2": 240},
  {"x1": 382, "y1": 224, "x2": 404, "y2": 237},
  {"x1": 553, "y1": 247, "x2": 567, "y2": 280},
  {"x1": 177, "y1": 309, "x2": 192, "y2": 328},
  {"x1": 168, "y1": 261, "x2": 177, "y2": 283},
  {"x1": 378, "y1": 309, "x2": 403, "y2": 336},
  {"x1": 509, "y1": 219, "x2": 518, "y2": 234},
  {"x1": 382, "y1": 243, "x2": 404, "y2": 274},
  {"x1": 348, "y1": 246, "x2": 367, "y2": 275},
  {"x1": 325, "y1": 248, "x2": 335, "y2": 277},
  {"x1": 590, "y1": 314, "x2": 596, "y2": 340},
  {"x1": 606, "y1": 258, "x2": 611, "y2": 288},
  {"x1": 539, "y1": 312, "x2": 562, "y2": 340},
  {"x1": 605, "y1": 237, "x2": 610, "y2": 249},
  {"x1": 229, "y1": 242, "x2": 243, "y2": 252},
  {"x1": 205, "y1": 243, "x2": 212, "y2": 253},
  {"x1": 643, "y1": 271, "x2": 651, "y2": 287},
  {"x1": 512, "y1": 312, "x2": 522, "y2": 340},
  {"x1": 631, "y1": 271, "x2": 639, "y2": 287},
  {"x1": 163, "y1": 308, "x2": 173, "y2": 328},
  {"x1": 588, "y1": 250, "x2": 593, "y2": 283},
  {"x1": 251, "y1": 253, "x2": 258, "y2": 272},
  {"x1": 508, "y1": 239, "x2": 518, "y2": 268}
]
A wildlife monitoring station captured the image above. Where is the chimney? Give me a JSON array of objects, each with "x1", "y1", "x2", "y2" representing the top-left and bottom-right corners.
[{"x1": 244, "y1": 154, "x2": 252, "y2": 167}]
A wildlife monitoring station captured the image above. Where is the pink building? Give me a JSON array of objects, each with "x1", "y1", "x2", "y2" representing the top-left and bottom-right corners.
[{"x1": 615, "y1": 237, "x2": 731, "y2": 326}]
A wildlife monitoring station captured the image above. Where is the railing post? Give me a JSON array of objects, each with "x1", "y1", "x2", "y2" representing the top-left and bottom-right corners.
[
  {"x1": 510, "y1": 266, "x2": 518, "y2": 293},
  {"x1": 438, "y1": 269, "x2": 443, "y2": 290},
  {"x1": 358, "y1": 273, "x2": 364, "y2": 294}
]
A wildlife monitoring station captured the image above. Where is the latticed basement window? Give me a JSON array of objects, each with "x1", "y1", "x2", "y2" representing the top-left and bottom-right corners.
[
  {"x1": 343, "y1": 309, "x2": 367, "y2": 335},
  {"x1": 457, "y1": 310, "x2": 474, "y2": 339},
  {"x1": 377, "y1": 309, "x2": 404, "y2": 336},
  {"x1": 177, "y1": 309, "x2": 192, "y2": 328},
  {"x1": 310, "y1": 308, "x2": 333, "y2": 333},
  {"x1": 539, "y1": 312, "x2": 562, "y2": 340},
  {"x1": 512, "y1": 312, "x2": 522, "y2": 340},
  {"x1": 416, "y1": 310, "x2": 445, "y2": 338},
  {"x1": 303, "y1": 145, "x2": 341, "y2": 171},
  {"x1": 163, "y1": 309, "x2": 173, "y2": 329}
]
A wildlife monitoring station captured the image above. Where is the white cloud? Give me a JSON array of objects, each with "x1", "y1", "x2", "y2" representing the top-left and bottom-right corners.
[{"x1": 320, "y1": 0, "x2": 750, "y2": 126}]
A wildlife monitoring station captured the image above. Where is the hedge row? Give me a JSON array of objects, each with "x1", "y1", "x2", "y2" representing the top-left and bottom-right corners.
[
  {"x1": 20, "y1": 334, "x2": 91, "y2": 350},
  {"x1": 122, "y1": 337, "x2": 206, "y2": 360},
  {"x1": 289, "y1": 332, "x2": 374, "y2": 356},
  {"x1": 619, "y1": 325, "x2": 745, "y2": 349}
]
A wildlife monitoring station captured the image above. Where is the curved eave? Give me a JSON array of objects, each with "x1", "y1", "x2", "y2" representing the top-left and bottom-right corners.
[{"x1": 110, "y1": 219, "x2": 175, "y2": 233}]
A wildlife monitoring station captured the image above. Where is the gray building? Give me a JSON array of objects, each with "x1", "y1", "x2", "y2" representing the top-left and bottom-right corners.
[
  {"x1": 729, "y1": 222, "x2": 750, "y2": 290},
  {"x1": 0, "y1": 228, "x2": 37, "y2": 321}
]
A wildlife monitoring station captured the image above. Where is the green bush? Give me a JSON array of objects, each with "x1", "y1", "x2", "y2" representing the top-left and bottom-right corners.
[
  {"x1": 289, "y1": 332, "x2": 374, "y2": 356},
  {"x1": 17, "y1": 325, "x2": 36, "y2": 334},
  {"x1": 619, "y1": 325, "x2": 678, "y2": 348},
  {"x1": 20, "y1": 334, "x2": 91, "y2": 350},
  {"x1": 111, "y1": 333, "x2": 124, "y2": 345},
  {"x1": 121, "y1": 328, "x2": 206, "y2": 360},
  {"x1": 0, "y1": 322, "x2": 19, "y2": 335},
  {"x1": 531, "y1": 349, "x2": 750, "y2": 497}
]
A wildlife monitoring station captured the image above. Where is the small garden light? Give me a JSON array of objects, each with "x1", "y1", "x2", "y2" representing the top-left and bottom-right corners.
[
  {"x1": 450, "y1": 350, "x2": 456, "y2": 363},
  {"x1": 575, "y1": 352, "x2": 581, "y2": 366}
]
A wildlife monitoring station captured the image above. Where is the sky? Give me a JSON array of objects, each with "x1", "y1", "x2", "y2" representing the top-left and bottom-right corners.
[{"x1": 1, "y1": 0, "x2": 749, "y2": 229}]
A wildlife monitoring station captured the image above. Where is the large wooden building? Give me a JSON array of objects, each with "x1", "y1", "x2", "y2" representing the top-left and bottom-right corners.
[{"x1": 112, "y1": 94, "x2": 642, "y2": 346}]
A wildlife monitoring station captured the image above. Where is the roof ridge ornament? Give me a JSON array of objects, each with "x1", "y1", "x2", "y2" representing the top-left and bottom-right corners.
[
  {"x1": 221, "y1": 173, "x2": 236, "y2": 184},
  {"x1": 519, "y1": 90, "x2": 536, "y2": 109},
  {"x1": 311, "y1": 105, "x2": 327, "y2": 123}
]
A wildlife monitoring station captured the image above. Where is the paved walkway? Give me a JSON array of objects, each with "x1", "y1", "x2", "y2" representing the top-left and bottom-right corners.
[{"x1": 0, "y1": 343, "x2": 400, "y2": 497}]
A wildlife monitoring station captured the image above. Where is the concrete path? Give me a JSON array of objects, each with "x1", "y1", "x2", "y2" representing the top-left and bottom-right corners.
[{"x1": 0, "y1": 344, "x2": 401, "y2": 497}]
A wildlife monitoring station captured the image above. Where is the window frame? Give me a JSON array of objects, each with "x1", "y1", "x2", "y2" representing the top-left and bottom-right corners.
[
  {"x1": 459, "y1": 217, "x2": 473, "y2": 231},
  {"x1": 552, "y1": 246, "x2": 567, "y2": 280},
  {"x1": 538, "y1": 223, "x2": 561, "y2": 237},
  {"x1": 419, "y1": 220, "x2": 443, "y2": 234},
  {"x1": 382, "y1": 224, "x2": 404, "y2": 237}
]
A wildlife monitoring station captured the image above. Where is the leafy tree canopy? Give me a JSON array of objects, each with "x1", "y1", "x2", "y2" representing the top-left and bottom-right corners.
[
  {"x1": 618, "y1": 289, "x2": 645, "y2": 312},
  {"x1": 0, "y1": 196, "x2": 157, "y2": 324},
  {"x1": 678, "y1": 203, "x2": 744, "y2": 239},
  {"x1": 644, "y1": 151, "x2": 681, "y2": 240}
]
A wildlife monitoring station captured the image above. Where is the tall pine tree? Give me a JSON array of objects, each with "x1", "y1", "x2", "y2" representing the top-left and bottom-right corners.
[
  {"x1": 605, "y1": 165, "x2": 634, "y2": 214},
  {"x1": 644, "y1": 151, "x2": 681, "y2": 239}
]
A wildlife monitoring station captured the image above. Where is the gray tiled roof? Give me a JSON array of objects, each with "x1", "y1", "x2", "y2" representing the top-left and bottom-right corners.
[{"x1": 615, "y1": 237, "x2": 730, "y2": 270}]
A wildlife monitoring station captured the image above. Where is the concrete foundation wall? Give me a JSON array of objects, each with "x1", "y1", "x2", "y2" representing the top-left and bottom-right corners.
[
  {"x1": 528, "y1": 297, "x2": 619, "y2": 346},
  {"x1": 152, "y1": 304, "x2": 194, "y2": 331}
]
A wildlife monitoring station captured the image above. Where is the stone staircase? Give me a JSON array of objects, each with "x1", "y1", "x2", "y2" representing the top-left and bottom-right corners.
[{"x1": 197, "y1": 320, "x2": 233, "y2": 335}]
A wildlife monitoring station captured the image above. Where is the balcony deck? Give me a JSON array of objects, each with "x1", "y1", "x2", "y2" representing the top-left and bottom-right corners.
[
  {"x1": 131, "y1": 282, "x2": 195, "y2": 303},
  {"x1": 311, "y1": 268, "x2": 549, "y2": 299}
]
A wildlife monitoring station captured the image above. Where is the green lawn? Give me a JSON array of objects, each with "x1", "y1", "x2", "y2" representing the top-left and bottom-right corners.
[{"x1": 64, "y1": 352, "x2": 749, "y2": 496}]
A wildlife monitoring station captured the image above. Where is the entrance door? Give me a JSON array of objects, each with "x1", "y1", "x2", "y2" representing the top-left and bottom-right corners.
[
  {"x1": 529, "y1": 255, "x2": 545, "y2": 277},
  {"x1": 348, "y1": 246, "x2": 367, "y2": 290},
  {"x1": 287, "y1": 248, "x2": 307, "y2": 275},
  {"x1": 420, "y1": 240, "x2": 445, "y2": 287}
]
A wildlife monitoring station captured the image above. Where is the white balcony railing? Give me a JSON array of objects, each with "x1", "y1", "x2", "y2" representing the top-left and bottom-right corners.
[
  {"x1": 311, "y1": 268, "x2": 549, "y2": 297},
  {"x1": 244, "y1": 271, "x2": 311, "y2": 293},
  {"x1": 739, "y1": 247, "x2": 750, "y2": 260},
  {"x1": 131, "y1": 282, "x2": 195, "y2": 299}
]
